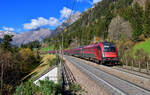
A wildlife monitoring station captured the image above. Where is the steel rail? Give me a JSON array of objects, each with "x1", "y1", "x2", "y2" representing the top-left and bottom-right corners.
[{"x1": 65, "y1": 55, "x2": 150, "y2": 95}]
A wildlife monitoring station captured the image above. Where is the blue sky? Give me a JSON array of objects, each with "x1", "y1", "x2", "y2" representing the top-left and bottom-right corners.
[{"x1": 0, "y1": 0, "x2": 101, "y2": 33}]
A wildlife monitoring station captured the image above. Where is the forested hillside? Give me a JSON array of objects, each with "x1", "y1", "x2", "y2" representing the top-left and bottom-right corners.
[
  {"x1": 42, "y1": 0, "x2": 150, "y2": 67},
  {"x1": 44, "y1": 0, "x2": 150, "y2": 50}
]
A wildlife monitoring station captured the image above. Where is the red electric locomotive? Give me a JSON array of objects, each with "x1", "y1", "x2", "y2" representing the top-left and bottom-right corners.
[
  {"x1": 65, "y1": 42, "x2": 119, "y2": 64},
  {"x1": 48, "y1": 41, "x2": 119, "y2": 64}
]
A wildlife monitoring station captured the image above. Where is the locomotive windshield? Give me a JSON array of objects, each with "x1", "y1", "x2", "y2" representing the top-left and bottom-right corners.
[{"x1": 104, "y1": 46, "x2": 116, "y2": 52}]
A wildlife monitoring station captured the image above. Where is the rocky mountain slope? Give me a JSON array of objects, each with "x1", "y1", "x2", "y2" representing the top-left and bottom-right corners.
[
  {"x1": 13, "y1": 28, "x2": 51, "y2": 45},
  {"x1": 51, "y1": 11, "x2": 81, "y2": 37},
  {"x1": 0, "y1": 28, "x2": 51, "y2": 45},
  {"x1": 0, "y1": 11, "x2": 80, "y2": 45},
  {"x1": 0, "y1": 30, "x2": 17, "y2": 38},
  {"x1": 0, "y1": 38, "x2": 2, "y2": 43},
  {"x1": 108, "y1": 16, "x2": 132, "y2": 40},
  {"x1": 133, "y1": 0, "x2": 147, "y2": 8},
  {"x1": 1, "y1": 0, "x2": 148, "y2": 46},
  {"x1": 48, "y1": 0, "x2": 150, "y2": 49}
]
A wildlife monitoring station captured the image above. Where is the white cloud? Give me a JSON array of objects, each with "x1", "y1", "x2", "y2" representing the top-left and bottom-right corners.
[
  {"x1": 24, "y1": 17, "x2": 48, "y2": 30},
  {"x1": 60, "y1": 7, "x2": 73, "y2": 19},
  {"x1": 24, "y1": 17, "x2": 59, "y2": 30},
  {"x1": 87, "y1": 0, "x2": 93, "y2": 5},
  {"x1": 93, "y1": 0, "x2": 102, "y2": 4},
  {"x1": 3, "y1": 26, "x2": 14, "y2": 31},
  {"x1": 49, "y1": 17, "x2": 59, "y2": 26}
]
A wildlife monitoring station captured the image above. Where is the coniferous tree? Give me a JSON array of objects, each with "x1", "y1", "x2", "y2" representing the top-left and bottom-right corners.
[
  {"x1": 132, "y1": 3, "x2": 144, "y2": 40},
  {"x1": 0, "y1": 35, "x2": 13, "y2": 51},
  {"x1": 143, "y1": 1, "x2": 150, "y2": 37}
]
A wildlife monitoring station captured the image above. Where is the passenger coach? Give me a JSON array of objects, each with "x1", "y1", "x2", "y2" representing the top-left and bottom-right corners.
[{"x1": 64, "y1": 42, "x2": 119, "y2": 64}]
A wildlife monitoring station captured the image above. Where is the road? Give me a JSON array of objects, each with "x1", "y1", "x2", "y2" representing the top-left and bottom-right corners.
[{"x1": 64, "y1": 55, "x2": 150, "y2": 95}]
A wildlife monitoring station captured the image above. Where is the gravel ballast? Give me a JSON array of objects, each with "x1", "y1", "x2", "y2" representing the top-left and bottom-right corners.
[
  {"x1": 73, "y1": 57, "x2": 150, "y2": 91},
  {"x1": 63, "y1": 57, "x2": 110, "y2": 95}
]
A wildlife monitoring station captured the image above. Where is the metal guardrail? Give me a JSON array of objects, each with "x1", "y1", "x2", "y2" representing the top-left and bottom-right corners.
[{"x1": 62, "y1": 62, "x2": 76, "y2": 87}]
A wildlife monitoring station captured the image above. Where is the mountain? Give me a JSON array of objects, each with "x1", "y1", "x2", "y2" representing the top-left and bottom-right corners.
[
  {"x1": 0, "y1": 31, "x2": 17, "y2": 38},
  {"x1": 0, "y1": 38, "x2": 2, "y2": 43},
  {"x1": 108, "y1": 16, "x2": 133, "y2": 40},
  {"x1": 48, "y1": 0, "x2": 150, "y2": 49},
  {"x1": 0, "y1": 28, "x2": 51, "y2": 45},
  {"x1": 63, "y1": 11, "x2": 81, "y2": 25},
  {"x1": 0, "y1": 12, "x2": 80, "y2": 46},
  {"x1": 12, "y1": 28, "x2": 51, "y2": 45},
  {"x1": 51, "y1": 11, "x2": 81, "y2": 37}
]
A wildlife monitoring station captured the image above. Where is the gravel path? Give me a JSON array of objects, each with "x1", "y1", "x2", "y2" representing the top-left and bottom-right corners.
[{"x1": 63, "y1": 56, "x2": 110, "y2": 95}]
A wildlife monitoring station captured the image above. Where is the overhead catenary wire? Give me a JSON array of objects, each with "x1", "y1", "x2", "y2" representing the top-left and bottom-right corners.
[
  {"x1": 61, "y1": 0, "x2": 77, "y2": 56},
  {"x1": 56, "y1": 0, "x2": 102, "y2": 49},
  {"x1": 68, "y1": 0, "x2": 77, "y2": 21}
]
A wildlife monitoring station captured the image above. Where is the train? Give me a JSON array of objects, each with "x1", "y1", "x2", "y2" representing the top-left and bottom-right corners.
[{"x1": 48, "y1": 42, "x2": 119, "y2": 65}]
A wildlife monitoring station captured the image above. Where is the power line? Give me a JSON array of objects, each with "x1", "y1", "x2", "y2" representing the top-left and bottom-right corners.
[
  {"x1": 68, "y1": 0, "x2": 77, "y2": 21},
  {"x1": 61, "y1": 0, "x2": 77, "y2": 57}
]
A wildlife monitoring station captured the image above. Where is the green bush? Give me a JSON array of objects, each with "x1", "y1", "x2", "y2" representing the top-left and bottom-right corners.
[
  {"x1": 39, "y1": 78, "x2": 62, "y2": 95},
  {"x1": 14, "y1": 78, "x2": 62, "y2": 95},
  {"x1": 14, "y1": 80, "x2": 38, "y2": 95},
  {"x1": 69, "y1": 84, "x2": 86, "y2": 95},
  {"x1": 48, "y1": 55, "x2": 59, "y2": 67}
]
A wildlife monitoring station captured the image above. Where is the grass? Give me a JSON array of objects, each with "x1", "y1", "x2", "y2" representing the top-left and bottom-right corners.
[
  {"x1": 33, "y1": 48, "x2": 37, "y2": 51},
  {"x1": 41, "y1": 45, "x2": 54, "y2": 52},
  {"x1": 132, "y1": 39, "x2": 150, "y2": 56}
]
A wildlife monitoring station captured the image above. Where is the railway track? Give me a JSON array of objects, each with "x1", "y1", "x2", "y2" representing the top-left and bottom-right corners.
[
  {"x1": 113, "y1": 67, "x2": 150, "y2": 80},
  {"x1": 65, "y1": 55, "x2": 150, "y2": 95},
  {"x1": 74, "y1": 56, "x2": 150, "y2": 81}
]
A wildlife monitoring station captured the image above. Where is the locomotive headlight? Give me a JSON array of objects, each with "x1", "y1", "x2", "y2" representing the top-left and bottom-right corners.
[{"x1": 102, "y1": 52, "x2": 105, "y2": 57}]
